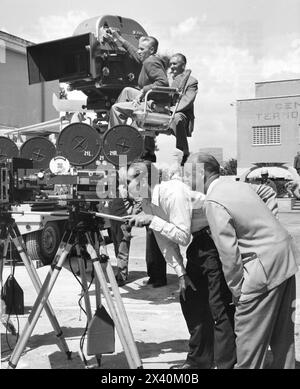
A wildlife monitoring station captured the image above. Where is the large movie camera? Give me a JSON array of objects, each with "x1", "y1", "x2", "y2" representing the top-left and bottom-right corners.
[
  {"x1": 27, "y1": 15, "x2": 147, "y2": 112},
  {"x1": 1, "y1": 15, "x2": 147, "y2": 265},
  {"x1": 18, "y1": 14, "x2": 148, "y2": 202},
  {"x1": 0, "y1": 121, "x2": 143, "y2": 206}
]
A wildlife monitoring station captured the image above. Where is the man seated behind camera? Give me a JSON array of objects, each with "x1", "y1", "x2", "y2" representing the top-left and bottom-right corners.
[
  {"x1": 106, "y1": 30, "x2": 169, "y2": 161},
  {"x1": 167, "y1": 54, "x2": 198, "y2": 166}
]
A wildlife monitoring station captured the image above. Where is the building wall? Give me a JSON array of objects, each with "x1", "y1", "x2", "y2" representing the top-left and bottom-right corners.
[
  {"x1": 237, "y1": 80, "x2": 300, "y2": 175},
  {"x1": 0, "y1": 32, "x2": 58, "y2": 129},
  {"x1": 255, "y1": 79, "x2": 300, "y2": 98}
]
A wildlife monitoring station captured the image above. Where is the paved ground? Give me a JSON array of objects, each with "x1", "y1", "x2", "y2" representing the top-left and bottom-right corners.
[{"x1": 1, "y1": 212, "x2": 300, "y2": 369}]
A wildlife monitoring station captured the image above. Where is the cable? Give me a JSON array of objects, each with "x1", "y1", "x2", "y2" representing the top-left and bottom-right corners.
[{"x1": 68, "y1": 250, "x2": 94, "y2": 368}]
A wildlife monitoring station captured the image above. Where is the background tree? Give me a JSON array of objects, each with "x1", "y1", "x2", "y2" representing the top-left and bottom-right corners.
[{"x1": 221, "y1": 158, "x2": 237, "y2": 175}]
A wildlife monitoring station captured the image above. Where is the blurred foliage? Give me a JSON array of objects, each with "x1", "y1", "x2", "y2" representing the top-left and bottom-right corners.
[
  {"x1": 247, "y1": 177, "x2": 289, "y2": 198},
  {"x1": 274, "y1": 179, "x2": 288, "y2": 198},
  {"x1": 221, "y1": 158, "x2": 237, "y2": 176}
]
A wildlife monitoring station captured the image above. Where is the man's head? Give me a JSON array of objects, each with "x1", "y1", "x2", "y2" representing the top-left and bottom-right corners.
[
  {"x1": 169, "y1": 53, "x2": 187, "y2": 77},
  {"x1": 127, "y1": 159, "x2": 160, "y2": 200},
  {"x1": 186, "y1": 153, "x2": 220, "y2": 193},
  {"x1": 261, "y1": 168, "x2": 269, "y2": 182},
  {"x1": 137, "y1": 36, "x2": 159, "y2": 62}
]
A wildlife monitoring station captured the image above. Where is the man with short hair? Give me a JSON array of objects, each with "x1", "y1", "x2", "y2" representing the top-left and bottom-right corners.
[
  {"x1": 168, "y1": 54, "x2": 198, "y2": 166},
  {"x1": 125, "y1": 159, "x2": 236, "y2": 369},
  {"x1": 107, "y1": 32, "x2": 169, "y2": 161},
  {"x1": 260, "y1": 168, "x2": 277, "y2": 195},
  {"x1": 196, "y1": 153, "x2": 298, "y2": 369}
]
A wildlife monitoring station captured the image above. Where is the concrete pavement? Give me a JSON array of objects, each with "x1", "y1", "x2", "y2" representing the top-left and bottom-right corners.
[{"x1": 1, "y1": 212, "x2": 300, "y2": 369}]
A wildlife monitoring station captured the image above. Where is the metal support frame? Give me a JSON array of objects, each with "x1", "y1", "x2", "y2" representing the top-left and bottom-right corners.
[{"x1": 5, "y1": 208, "x2": 142, "y2": 369}]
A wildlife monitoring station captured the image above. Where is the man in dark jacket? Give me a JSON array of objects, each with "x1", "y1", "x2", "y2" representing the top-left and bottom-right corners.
[
  {"x1": 168, "y1": 54, "x2": 198, "y2": 166},
  {"x1": 107, "y1": 32, "x2": 168, "y2": 161}
]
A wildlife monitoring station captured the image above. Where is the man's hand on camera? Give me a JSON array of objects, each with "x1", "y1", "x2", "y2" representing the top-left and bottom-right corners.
[
  {"x1": 123, "y1": 214, "x2": 153, "y2": 227},
  {"x1": 106, "y1": 28, "x2": 123, "y2": 42},
  {"x1": 178, "y1": 274, "x2": 196, "y2": 301},
  {"x1": 99, "y1": 27, "x2": 114, "y2": 44},
  {"x1": 112, "y1": 30, "x2": 122, "y2": 40}
]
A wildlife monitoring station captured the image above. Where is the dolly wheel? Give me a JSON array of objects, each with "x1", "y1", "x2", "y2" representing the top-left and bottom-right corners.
[{"x1": 25, "y1": 222, "x2": 61, "y2": 266}]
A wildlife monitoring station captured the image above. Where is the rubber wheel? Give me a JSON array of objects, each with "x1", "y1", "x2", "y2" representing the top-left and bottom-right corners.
[{"x1": 25, "y1": 222, "x2": 61, "y2": 266}]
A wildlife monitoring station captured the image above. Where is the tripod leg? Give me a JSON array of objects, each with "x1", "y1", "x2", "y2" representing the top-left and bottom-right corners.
[
  {"x1": 85, "y1": 232, "x2": 137, "y2": 369},
  {"x1": 105, "y1": 259, "x2": 143, "y2": 368},
  {"x1": 94, "y1": 277, "x2": 102, "y2": 310},
  {"x1": 76, "y1": 243, "x2": 102, "y2": 367},
  {"x1": 75, "y1": 244, "x2": 93, "y2": 323},
  {"x1": 93, "y1": 232, "x2": 102, "y2": 308},
  {"x1": 96, "y1": 231, "x2": 142, "y2": 368},
  {"x1": 8, "y1": 224, "x2": 71, "y2": 358},
  {"x1": 0, "y1": 238, "x2": 9, "y2": 287},
  {"x1": 0, "y1": 238, "x2": 17, "y2": 336},
  {"x1": 7, "y1": 230, "x2": 75, "y2": 369},
  {"x1": 93, "y1": 276, "x2": 103, "y2": 367}
]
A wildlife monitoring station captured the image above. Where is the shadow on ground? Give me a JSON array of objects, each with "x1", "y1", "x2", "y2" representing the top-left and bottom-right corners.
[
  {"x1": 2, "y1": 332, "x2": 188, "y2": 370},
  {"x1": 61, "y1": 261, "x2": 180, "y2": 305},
  {"x1": 47, "y1": 339, "x2": 188, "y2": 369},
  {"x1": 3, "y1": 330, "x2": 299, "y2": 369},
  {"x1": 87, "y1": 270, "x2": 180, "y2": 305},
  {"x1": 1, "y1": 326, "x2": 88, "y2": 363}
]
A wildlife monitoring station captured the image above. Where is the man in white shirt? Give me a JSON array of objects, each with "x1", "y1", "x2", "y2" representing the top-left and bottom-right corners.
[{"x1": 125, "y1": 160, "x2": 236, "y2": 369}]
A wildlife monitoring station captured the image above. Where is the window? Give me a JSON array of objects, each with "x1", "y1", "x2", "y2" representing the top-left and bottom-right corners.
[{"x1": 252, "y1": 126, "x2": 281, "y2": 146}]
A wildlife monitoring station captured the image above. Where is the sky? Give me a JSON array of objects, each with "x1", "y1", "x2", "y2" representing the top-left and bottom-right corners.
[{"x1": 1, "y1": 0, "x2": 300, "y2": 164}]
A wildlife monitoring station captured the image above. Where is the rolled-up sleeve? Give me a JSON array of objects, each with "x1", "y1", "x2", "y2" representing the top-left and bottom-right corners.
[
  {"x1": 149, "y1": 183, "x2": 192, "y2": 246},
  {"x1": 205, "y1": 201, "x2": 244, "y2": 298},
  {"x1": 152, "y1": 230, "x2": 186, "y2": 277}
]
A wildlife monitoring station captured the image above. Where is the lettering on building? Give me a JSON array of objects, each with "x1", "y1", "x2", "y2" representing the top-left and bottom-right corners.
[{"x1": 256, "y1": 101, "x2": 300, "y2": 121}]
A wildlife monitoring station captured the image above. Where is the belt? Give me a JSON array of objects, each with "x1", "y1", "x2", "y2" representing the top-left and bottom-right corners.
[{"x1": 192, "y1": 226, "x2": 210, "y2": 238}]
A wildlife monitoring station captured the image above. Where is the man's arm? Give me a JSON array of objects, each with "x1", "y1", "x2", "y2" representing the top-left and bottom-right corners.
[
  {"x1": 109, "y1": 31, "x2": 141, "y2": 63},
  {"x1": 205, "y1": 200, "x2": 244, "y2": 299},
  {"x1": 175, "y1": 79, "x2": 198, "y2": 113},
  {"x1": 149, "y1": 182, "x2": 194, "y2": 246},
  {"x1": 124, "y1": 213, "x2": 187, "y2": 277},
  {"x1": 152, "y1": 230, "x2": 186, "y2": 277},
  {"x1": 127, "y1": 183, "x2": 193, "y2": 246}
]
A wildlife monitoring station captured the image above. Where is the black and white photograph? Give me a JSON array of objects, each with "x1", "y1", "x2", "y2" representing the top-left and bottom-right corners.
[{"x1": 0, "y1": 0, "x2": 300, "y2": 373}]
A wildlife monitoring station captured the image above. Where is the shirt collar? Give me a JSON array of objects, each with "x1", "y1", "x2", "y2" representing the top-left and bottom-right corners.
[
  {"x1": 206, "y1": 177, "x2": 220, "y2": 196},
  {"x1": 151, "y1": 184, "x2": 160, "y2": 206}
]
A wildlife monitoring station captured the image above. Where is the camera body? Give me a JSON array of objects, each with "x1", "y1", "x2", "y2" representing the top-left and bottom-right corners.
[{"x1": 27, "y1": 15, "x2": 147, "y2": 112}]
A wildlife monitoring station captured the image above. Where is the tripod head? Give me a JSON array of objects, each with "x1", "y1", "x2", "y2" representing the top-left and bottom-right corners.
[{"x1": 64, "y1": 202, "x2": 106, "y2": 233}]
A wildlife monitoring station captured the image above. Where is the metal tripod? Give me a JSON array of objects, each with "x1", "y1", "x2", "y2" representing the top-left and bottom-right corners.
[
  {"x1": 6, "y1": 207, "x2": 143, "y2": 369},
  {"x1": 0, "y1": 210, "x2": 72, "y2": 360}
]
